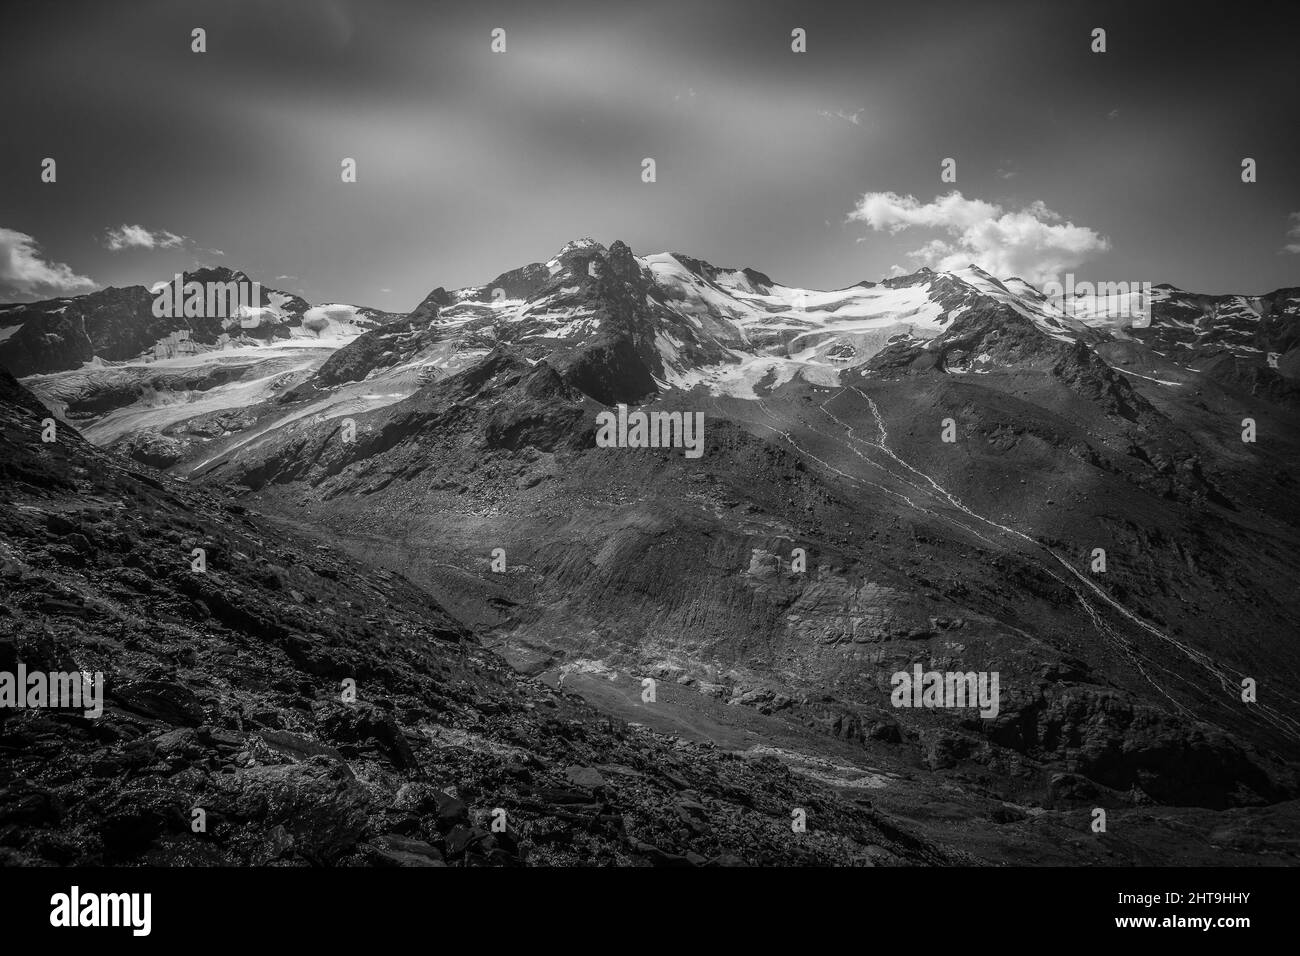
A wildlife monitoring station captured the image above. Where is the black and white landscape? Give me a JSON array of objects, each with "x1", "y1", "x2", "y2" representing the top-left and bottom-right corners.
[{"x1": 1, "y1": 0, "x2": 1298, "y2": 871}]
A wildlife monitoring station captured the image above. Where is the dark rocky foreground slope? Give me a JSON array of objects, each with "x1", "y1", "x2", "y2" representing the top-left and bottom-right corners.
[{"x1": 0, "y1": 367, "x2": 972, "y2": 866}]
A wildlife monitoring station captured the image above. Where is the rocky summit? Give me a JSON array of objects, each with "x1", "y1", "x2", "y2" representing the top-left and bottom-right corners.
[{"x1": 3, "y1": 240, "x2": 1300, "y2": 866}]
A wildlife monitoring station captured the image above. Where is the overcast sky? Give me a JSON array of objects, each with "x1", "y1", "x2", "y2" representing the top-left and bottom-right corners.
[{"x1": 2, "y1": 0, "x2": 1297, "y2": 306}]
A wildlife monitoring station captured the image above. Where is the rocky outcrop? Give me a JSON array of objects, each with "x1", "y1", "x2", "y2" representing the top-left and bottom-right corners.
[{"x1": 311, "y1": 311, "x2": 443, "y2": 389}]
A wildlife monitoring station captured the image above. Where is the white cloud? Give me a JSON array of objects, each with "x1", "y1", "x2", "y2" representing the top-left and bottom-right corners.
[
  {"x1": 1283, "y1": 212, "x2": 1300, "y2": 255},
  {"x1": 103, "y1": 224, "x2": 187, "y2": 251},
  {"x1": 818, "y1": 107, "x2": 864, "y2": 126},
  {"x1": 0, "y1": 227, "x2": 97, "y2": 300},
  {"x1": 848, "y1": 190, "x2": 1111, "y2": 285}
]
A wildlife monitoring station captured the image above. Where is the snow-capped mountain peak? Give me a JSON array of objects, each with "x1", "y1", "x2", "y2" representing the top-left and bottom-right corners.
[
  {"x1": 7, "y1": 241, "x2": 1298, "y2": 464},
  {"x1": 374, "y1": 241, "x2": 1297, "y2": 400}
]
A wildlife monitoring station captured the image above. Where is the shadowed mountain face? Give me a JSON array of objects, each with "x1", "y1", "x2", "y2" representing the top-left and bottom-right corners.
[{"x1": 5, "y1": 240, "x2": 1300, "y2": 865}]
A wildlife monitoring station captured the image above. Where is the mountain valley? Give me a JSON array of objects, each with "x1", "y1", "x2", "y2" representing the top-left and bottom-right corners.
[{"x1": 3, "y1": 238, "x2": 1299, "y2": 865}]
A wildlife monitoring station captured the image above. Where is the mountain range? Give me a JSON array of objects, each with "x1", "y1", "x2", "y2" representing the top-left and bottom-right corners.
[{"x1": 3, "y1": 239, "x2": 1299, "y2": 866}]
